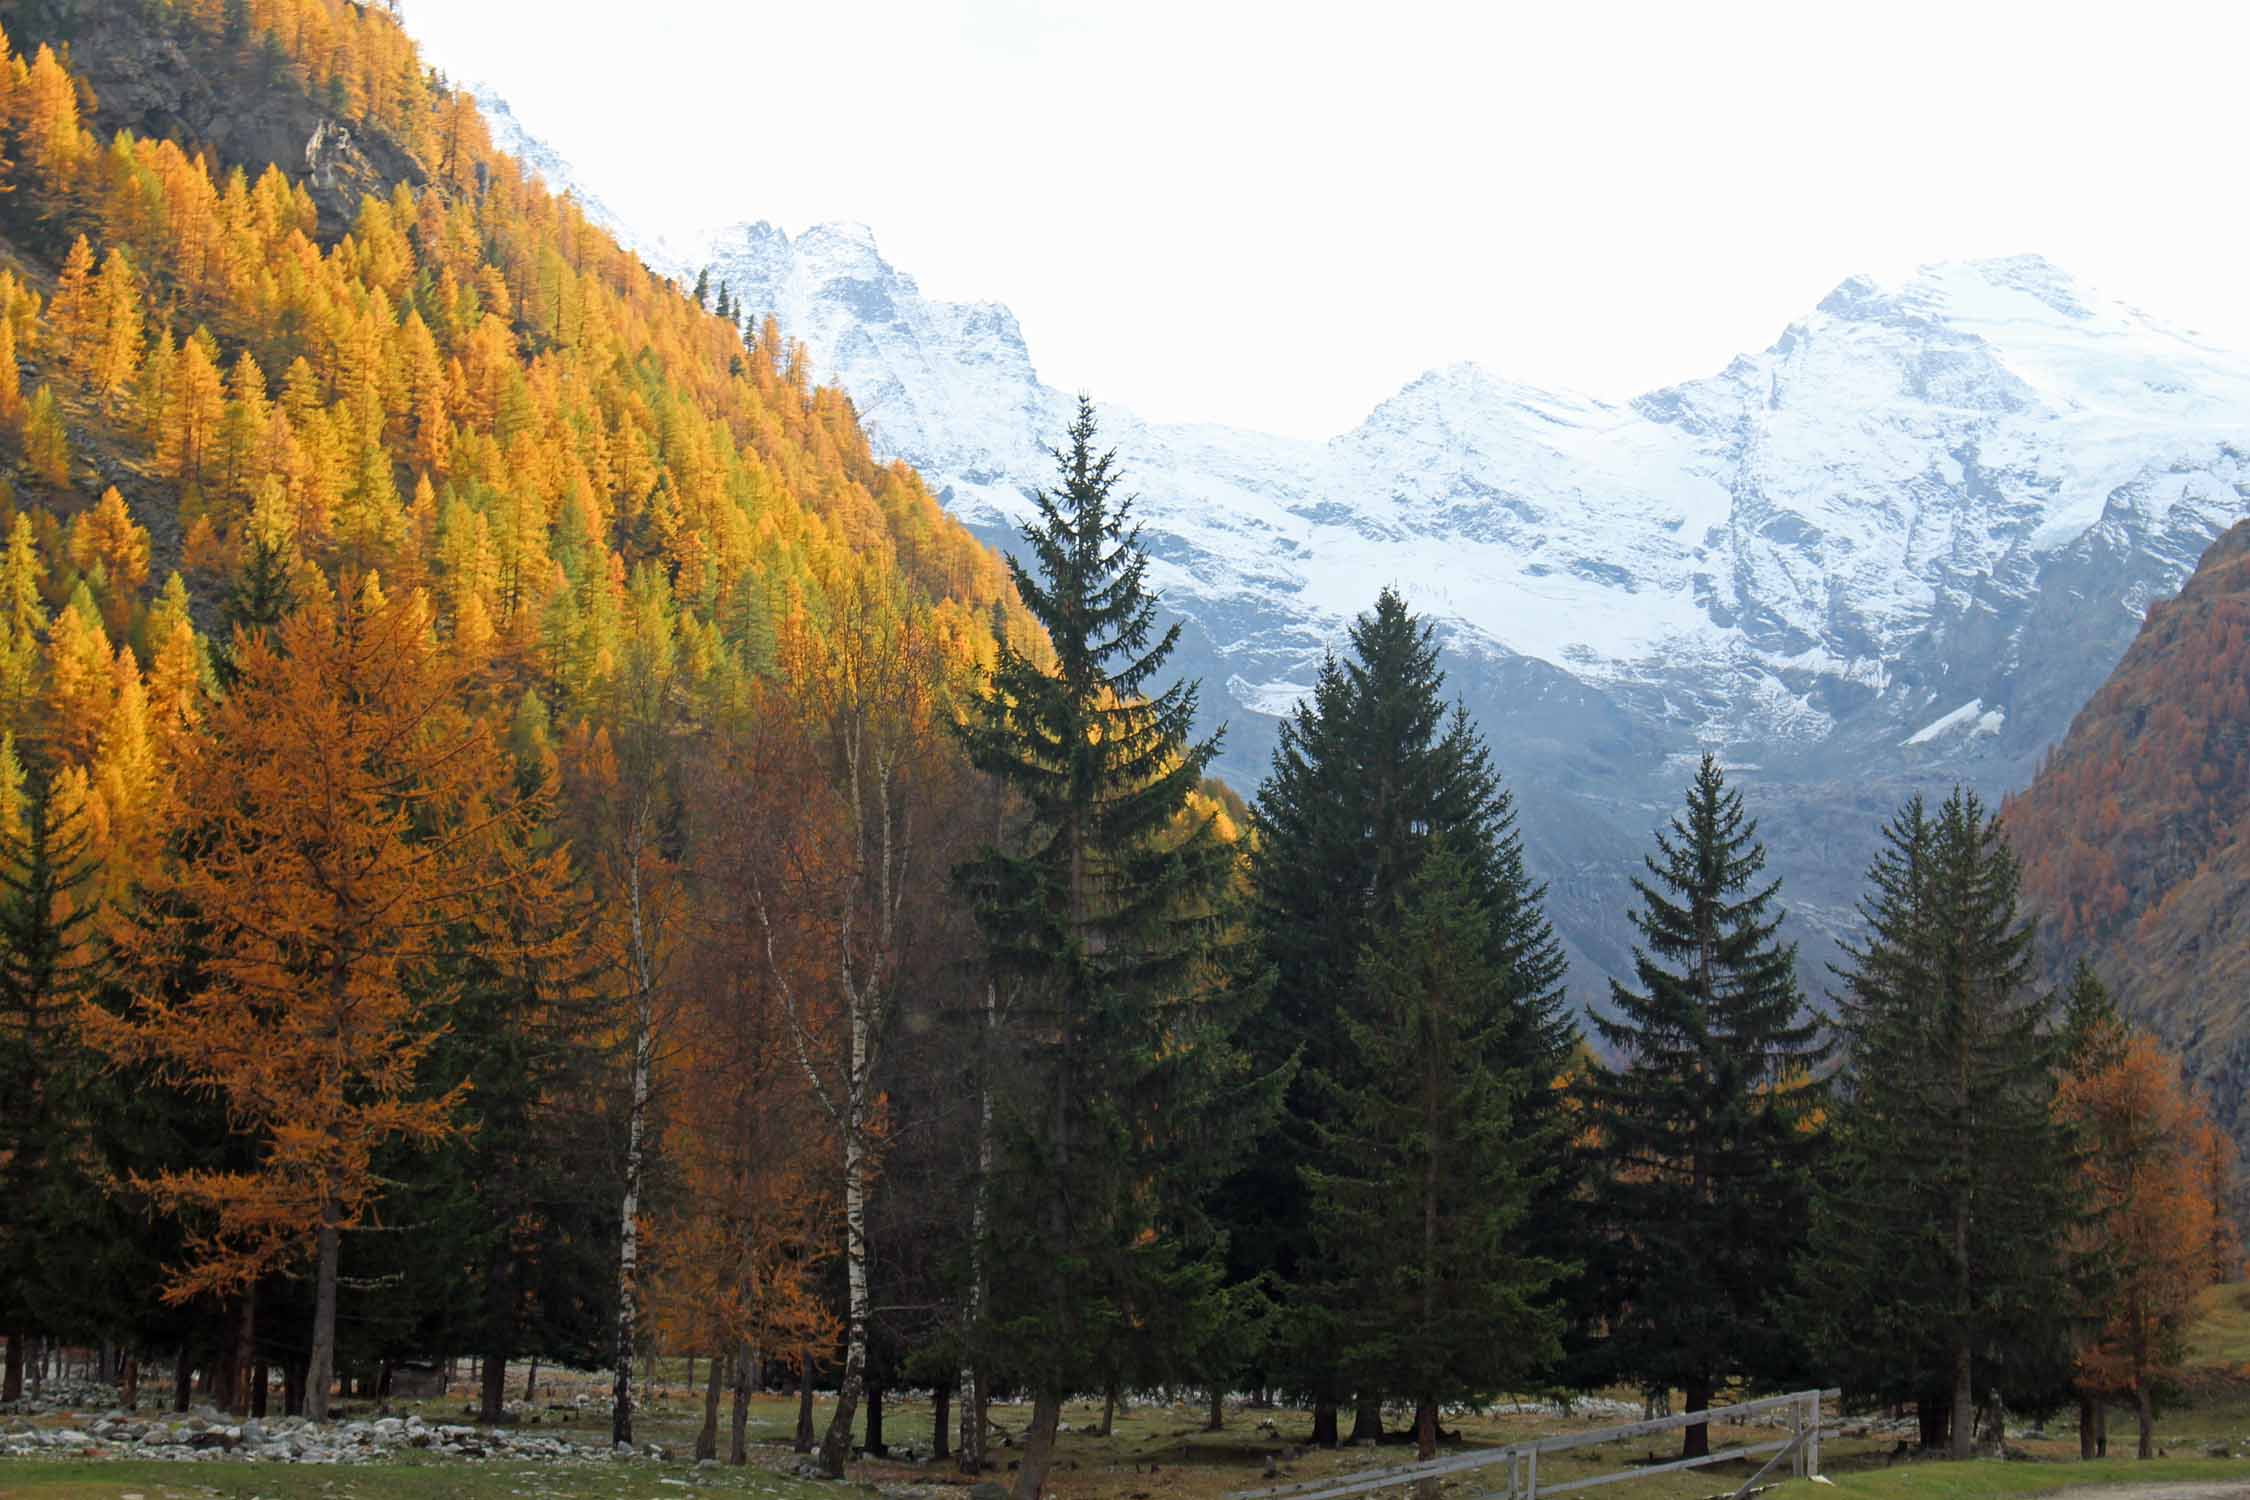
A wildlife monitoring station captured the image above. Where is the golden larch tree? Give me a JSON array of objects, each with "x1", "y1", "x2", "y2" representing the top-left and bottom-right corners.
[
  {"x1": 2060, "y1": 1028, "x2": 2241, "y2": 1457},
  {"x1": 88, "y1": 575, "x2": 558, "y2": 1420}
]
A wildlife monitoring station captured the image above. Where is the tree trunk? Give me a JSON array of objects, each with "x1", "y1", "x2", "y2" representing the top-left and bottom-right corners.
[
  {"x1": 1916, "y1": 1392, "x2": 1946, "y2": 1452},
  {"x1": 173, "y1": 1347, "x2": 192, "y2": 1412},
  {"x1": 866, "y1": 1381, "x2": 886, "y2": 1456},
  {"x1": 2096, "y1": 1400, "x2": 2108, "y2": 1458},
  {"x1": 1312, "y1": 1399, "x2": 1339, "y2": 1449},
  {"x1": 697, "y1": 1349, "x2": 726, "y2": 1461},
  {"x1": 480, "y1": 1343, "x2": 508, "y2": 1425},
  {"x1": 795, "y1": 1358, "x2": 816, "y2": 1452},
  {"x1": 525, "y1": 1357, "x2": 539, "y2": 1403},
  {"x1": 1949, "y1": 1330, "x2": 1973, "y2": 1461},
  {"x1": 933, "y1": 1382, "x2": 952, "y2": 1462},
  {"x1": 285, "y1": 1356, "x2": 306, "y2": 1417},
  {"x1": 1682, "y1": 1378, "x2": 1712, "y2": 1460},
  {"x1": 1349, "y1": 1394, "x2": 1383, "y2": 1444},
  {"x1": 958, "y1": 976, "x2": 999, "y2": 1476},
  {"x1": 1414, "y1": 1399, "x2": 1440, "y2": 1500},
  {"x1": 2135, "y1": 1385, "x2": 2154, "y2": 1459},
  {"x1": 227, "y1": 1295, "x2": 254, "y2": 1421},
  {"x1": 1012, "y1": 1386, "x2": 1064, "y2": 1500},
  {"x1": 1100, "y1": 1376, "x2": 1118, "y2": 1437},
  {"x1": 214, "y1": 1312, "x2": 238, "y2": 1415},
  {"x1": 728, "y1": 1344, "x2": 755, "y2": 1465},
  {"x1": 2079, "y1": 1393, "x2": 2095, "y2": 1460},
  {"x1": 1206, "y1": 1385, "x2": 1224, "y2": 1432},
  {"x1": 481, "y1": 1225, "x2": 517, "y2": 1425},
  {"x1": 2, "y1": 1332, "x2": 21, "y2": 1403},
  {"x1": 958, "y1": 1361, "x2": 984, "y2": 1474},
  {"x1": 120, "y1": 1352, "x2": 139, "y2": 1411},
  {"x1": 1949, "y1": 1043, "x2": 1975, "y2": 1463},
  {"x1": 612, "y1": 994, "x2": 652, "y2": 1448},
  {"x1": 252, "y1": 1361, "x2": 269, "y2": 1418},
  {"x1": 819, "y1": 1117, "x2": 873, "y2": 1477},
  {"x1": 307, "y1": 1202, "x2": 342, "y2": 1421}
]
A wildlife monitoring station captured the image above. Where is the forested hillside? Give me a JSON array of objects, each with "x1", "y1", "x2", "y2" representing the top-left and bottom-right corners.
[
  {"x1": 2009, "y1": 519, "x2": 2250, "y2": 1149},
  {"x1": 0, "y1": 0, "x2": 1046, "y2": 1446}
]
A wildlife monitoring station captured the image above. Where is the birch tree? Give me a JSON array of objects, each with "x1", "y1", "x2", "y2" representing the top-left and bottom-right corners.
[
  {"x1": 751, "y1": 568, "x2": 961, "y2": 1479},
  {"x1": 570, "y1": 564, "x2": 695, "y2": 1450}
]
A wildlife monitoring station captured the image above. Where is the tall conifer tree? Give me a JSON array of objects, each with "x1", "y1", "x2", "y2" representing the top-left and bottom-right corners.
[
  {"x1": 1585, "y1": 754, "x2": 1825, "y2": 1458},
  {"x1": 954, "y1": 397, "x2": 1274, "y2": 1500},
  {"x1": 1306, "y1": 840, "x2": 1564, "y2": 1464},
  {"x1": 1234, "y1": 590, "x2": 1576, "y2": 1442},
  {"x1": 0, "y1": 782, "x2": 98, "y2": 1379},
  {"x1": 1801, "y1": 790, "x2": 2076, "y2": 1457}
]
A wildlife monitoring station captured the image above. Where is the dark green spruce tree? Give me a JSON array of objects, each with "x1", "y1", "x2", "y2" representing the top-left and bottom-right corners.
[
  {"x1": 0, "y1": 777, "x2": 99, "y2": 1398},
  {"x1": 954, "y1": 397, "x2": 1279, "y2": 1500},
  {"x1": 1307, "y1": 840, "x2": 1565, "y2": 1462},
  {"x1": 1799, "y1": 789, "x2": 2076, "y2": 1458},
  {"x1": 1228, "y1": 588, "x2": 1577, "y2": 1444},
  {"x1": 1585, "y1": 754, "x2": 1825, "y2": 1458}
]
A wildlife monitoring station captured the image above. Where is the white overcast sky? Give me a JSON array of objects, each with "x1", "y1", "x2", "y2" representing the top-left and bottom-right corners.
[{"x1": 401, "y1": 1, "x2": 2250, "y2": 440}]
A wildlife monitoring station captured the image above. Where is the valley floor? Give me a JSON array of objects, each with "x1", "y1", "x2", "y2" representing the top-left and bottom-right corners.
[
  {"x1": 21, "y1": 1282, "x2": 2250, "y2": 1500},
  {"x1": 9, "y1": 1375, "x2": 2250, "y2": 1500}
]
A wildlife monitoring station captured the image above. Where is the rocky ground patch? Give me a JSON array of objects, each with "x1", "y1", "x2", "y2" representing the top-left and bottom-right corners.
[{"x1": 0, "y1": 1384, "x2": 697, "y2": 1468}]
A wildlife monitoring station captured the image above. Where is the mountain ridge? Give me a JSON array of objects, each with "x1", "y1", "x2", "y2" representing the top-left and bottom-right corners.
[{"x1": 473, "y1": 94, "x2": 2250, "y2": 1003}]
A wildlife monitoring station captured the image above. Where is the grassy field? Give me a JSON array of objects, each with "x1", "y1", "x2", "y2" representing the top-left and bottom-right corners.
[
  {"x1": 17, "y1": 1298, "x2": 2250, "y2": 1500},
  {"x1": 1769, "y1": 1458, "x2": 2250, "y2": 1500},
  {"x1": 2187, "y1": 1283, "x2": 2250, "y2": 1369}
]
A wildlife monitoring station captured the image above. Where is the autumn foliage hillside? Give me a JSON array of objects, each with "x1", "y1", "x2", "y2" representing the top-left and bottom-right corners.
[
  {"x1": 0, "y1": 0, "x2": 1047, "y2": 1414},
  {"x1": 2008, "y1": 519, "x2": 2250, "y2": 1133},
  {"x1": 0, "y1": 0, "x2": 1033, "y2": 823}
]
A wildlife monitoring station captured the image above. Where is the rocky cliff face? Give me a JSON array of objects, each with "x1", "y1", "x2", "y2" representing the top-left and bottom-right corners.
[
  {"x1": 486, "y1": 102, "x2": 2250, "y2": 1008},
  {"x1": 8, "y1": 0, "x2": 422, "y2": 236}
]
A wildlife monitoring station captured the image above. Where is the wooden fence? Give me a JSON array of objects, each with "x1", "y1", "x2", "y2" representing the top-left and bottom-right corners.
[{"x1": 1228, "y1": 1389, "x2": 1840, "y2": 1500}]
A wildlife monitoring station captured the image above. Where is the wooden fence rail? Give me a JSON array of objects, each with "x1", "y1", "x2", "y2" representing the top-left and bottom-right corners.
[{"x1": 1226, "y1": 1389, "x2": 1840, "y2": 1500}]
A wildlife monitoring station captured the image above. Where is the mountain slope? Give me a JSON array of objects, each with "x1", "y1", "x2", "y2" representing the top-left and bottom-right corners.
[
  {"x1": 2009, "y1": 520, "x2": 2250, "y2": 1134},
  {"x1": 0, "y1": 0, "x2": 1026, "y2": 810},
  {"x1": 478, "y1": 102, "x2": 2250, "y2": 1003}
]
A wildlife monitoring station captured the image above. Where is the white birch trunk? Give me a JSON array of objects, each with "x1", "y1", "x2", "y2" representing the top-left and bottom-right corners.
[{"x1": 613, "y1": 845, "x2": 657, "y2": 1449}]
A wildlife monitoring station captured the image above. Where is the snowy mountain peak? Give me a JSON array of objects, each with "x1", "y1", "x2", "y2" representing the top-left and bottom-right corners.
[
  {"x1": 1374, "y1": 363, "x2": 1614, "y2": 430},
  {"x1": 472, "y1": 82, "x2": 2250, "y2": 1006},
  {"x1": 797, "y1": 219, "x2": 884, "y2": 256}
]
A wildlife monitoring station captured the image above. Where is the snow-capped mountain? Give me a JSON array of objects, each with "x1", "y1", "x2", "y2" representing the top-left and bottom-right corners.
[
  {"x1": 478, "y1": 97, "x2": 2250, "y2": 1004},
  {"x1": 691, "y1": 221, "x2": 2250, "y2": 990},
  {"x1": 469, "y1": 86, "x2": 696, "y2": 279}
]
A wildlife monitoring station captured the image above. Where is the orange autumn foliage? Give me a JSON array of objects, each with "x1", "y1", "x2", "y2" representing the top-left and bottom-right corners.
[
  {"x1": 645, "y1": 961, "x2": 840, "y2": 1374},
  {"x1": 2059, "y1": 1026, "x2": 2241, "y2": 1427},
  {"x1": 87, "y1": 578, "x2": 566, "y2": 1300}
]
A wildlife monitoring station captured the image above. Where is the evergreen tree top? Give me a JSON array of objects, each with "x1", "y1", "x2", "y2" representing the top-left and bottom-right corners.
[
  {"x1": 1007, "y1": 396, "x2": 1180, "y2": 704},
  {"x1": 955, "y1": 397, "x2": 1233, "y2": 988},
  {"x1": 961, "y1": 397, "x2": 1221, "y2": 890},
  {"x1": 1595, "y1": 754, "x2": 1815, "y2": 1078}
]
